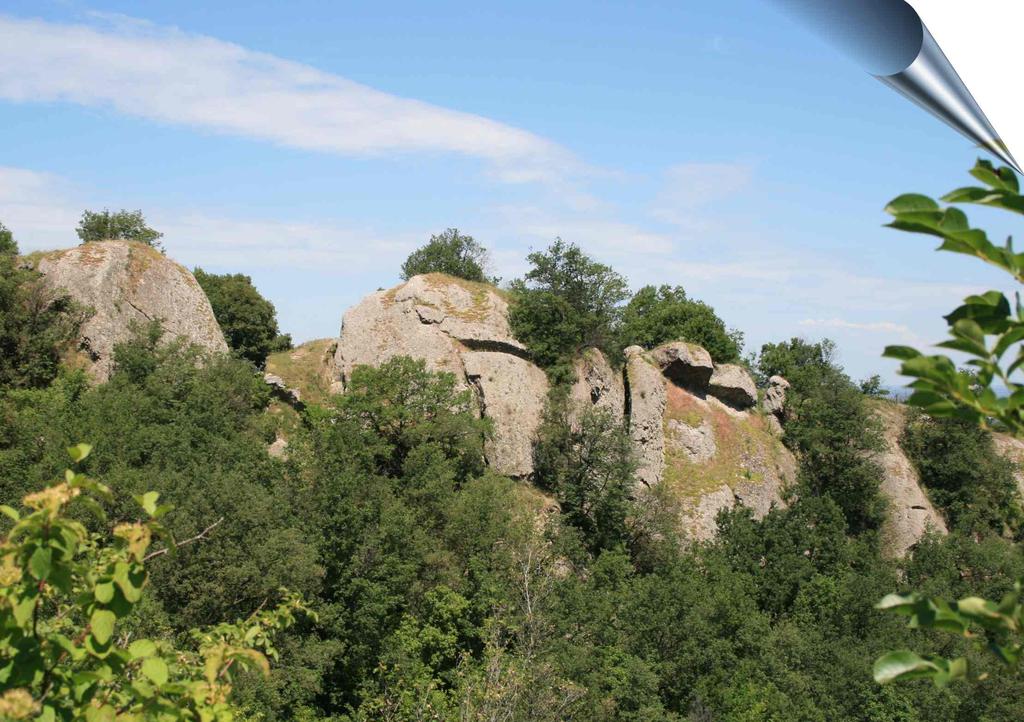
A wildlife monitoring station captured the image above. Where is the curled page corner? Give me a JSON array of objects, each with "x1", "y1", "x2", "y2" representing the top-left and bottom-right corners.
[
  {"x1": 776, "y1": 0, "x2": 1019, "y2": 173},
  {"x1": 877, "y1": 22, "x2": 1020, "y2": 173}
]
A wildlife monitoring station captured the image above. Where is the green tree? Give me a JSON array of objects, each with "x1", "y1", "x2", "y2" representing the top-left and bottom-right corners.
[
  {"x1": 901, "y1": 410, "x2": 1022, "y2": 536},
  {"x1": 509, "y1": 239, "x2": 629, "y2": 370},
  {"x1": 193, "y1": 269, "x2": 291, "y2": 368},
  {"x1": 76, "y1": 209, "x2": 164, "y2": 250},
  {"x1": 876, "y1": 160, "x2": 1024, "y2": 686},
  {"x1": 755, "y1": 338, "x2": 886, "y2": 533},
  {"x1": 0, "y1": 443, "x2": 309, "y2": 721},
  {"x1": 0, "y1": 224, "x2": 86, "y2": 390},
  {"x1": 400, "y1": 228, "x2": 493, "y2": 283},
  {"x1": 533, "y1": 403, "x2": 637, "y2": 554},
  {"x1": 619, "y1": 285, "x2": 743, "y2": 363}
]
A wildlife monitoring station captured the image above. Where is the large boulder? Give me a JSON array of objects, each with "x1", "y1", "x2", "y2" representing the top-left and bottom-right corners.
[
  {"x1": 332, "y1": 273, "x2": 524, "y2": 391},
  {"x1": 649, "y1": 341, "x2": 714, "y2": 391},
  {"x1": 464, "y1": 351, "x2": 549, "y2": 477},
  {"x1": 872, "y1": 402, "x2": 947, "y2": 558},
  {"x1": 33, "y1": 241, "x2": 227, "y2": 381},
  {"x1": 332, "y1": 274, "x2": 547, "y2": 477},
  {"x1": 569, "y1": 347, "x2": 624, "y2": 426},
  {"x1": 708, "y1": 363, "x2": 757, "y2": 409}
]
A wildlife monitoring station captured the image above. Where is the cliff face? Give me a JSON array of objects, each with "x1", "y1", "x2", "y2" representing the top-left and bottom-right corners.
[
  {"x1": 31, "y1": 241, "x2": 227, "y2": 382},
  {"x1": 326, "y1": 274, "x2": 797, "y2": 538}
]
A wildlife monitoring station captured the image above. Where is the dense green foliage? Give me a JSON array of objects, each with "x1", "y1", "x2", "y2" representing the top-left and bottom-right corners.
[
  {"x1": 902, "y1": 411, "x2": 1022, "y2": 536},
  {"x1": 193, "y1": 269, "x2": 291, "y2": 368},
  {"x1": 0, "y1": 225, "x2": 85, "y2": 390},
  {"x1": 509, "y1": 239, "x2": 630, "y2": 371},
  {"x1": 755, "y1": 338, "x2": 887, "y2": 533},
  {"x1": 0, "y1": 443, "x2": 308, "y2": 720},
  {"x1": 876, "y1": 160, "x2": 1024, "y2": 686},
  {"x1": 76, "y1": 210, "x2": 164, "y2": 251},
  {"x1": 7, "y1": 215, "x2": 1024, "y2": 717},
  {"x1": 619, "y1": 284, "x2": 743, "y2": 363},
  {"x1": 400, "y1": 228, "x2": 493, "y2": 283}
]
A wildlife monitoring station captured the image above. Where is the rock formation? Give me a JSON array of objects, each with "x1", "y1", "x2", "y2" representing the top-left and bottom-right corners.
[
  {"x1": 32, "y1": 241, "x2": 227, "y2": 382},
  {"x1": 625, "y1": 343, "x2": 796, "y2": 539},
  {"x1": 569, "y1": 348, "x2": 624, "y2": 426},
  {"x1": 871, "y1": 401, "x2": 947, "y2": 558},
  {"x1": 331, "y1": 274, "x2": 548, "y2": 477}
]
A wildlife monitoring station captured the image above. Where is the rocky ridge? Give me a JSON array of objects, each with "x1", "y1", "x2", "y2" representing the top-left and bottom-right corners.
[{"x1": 30, "y1": 241, "x2": 227, "y2": 382}]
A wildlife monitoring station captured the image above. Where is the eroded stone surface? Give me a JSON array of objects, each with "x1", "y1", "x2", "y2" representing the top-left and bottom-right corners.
[
  {"x1": 625, "y1": 346, "x2": 667, "y2": 487},
  {"x1": 872, "y1": 402, "x2": 948, "y2": 558},
  {"x1": 463, "y1": 351, "x2": 549, "y2": 478},
  {"x1": 649, "y1": 341, "x2": 714, "y2": 391},
  {"x1": 569, "y1": 347, "x2": 624, "y2": 427},
  {"x1": 35, "y1": 241, "x2": 227, "y2": 382},
  {"x1": 708, "y1": 364, "x2": 757, "y2": 409}
]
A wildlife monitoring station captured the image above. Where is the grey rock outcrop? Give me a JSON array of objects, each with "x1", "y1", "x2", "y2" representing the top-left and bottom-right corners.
[
  {"x1": 649, "y1": 341, "x2": 714, "y2": 391},
  {"x1": 34, "y1": 241, "x2": 227, "y2": 382},
  {"x1": 332, "y1": 274, "x2": 547, "y2": 477},
  {"x1": 873, "y1": 402, "x2": 947, "y2": 558},
  {"x1": 569, "y1": 348, "x2": 624, "y2": 426},
  {"x1": 624, "y1": 346, "x2": 667, "y2": 487},
  {"x1": 463, "y1": 351, "x2": 549, "y2": 478},
  {"x1": 763, "y1": 375, "x2": 789, "y2": 417},
  {"x1": 332, "y1": 273, "x2": 525, "y2": 392},
  {"x1": 708, "y1": 364, "x2": 757, "y2": 409}
]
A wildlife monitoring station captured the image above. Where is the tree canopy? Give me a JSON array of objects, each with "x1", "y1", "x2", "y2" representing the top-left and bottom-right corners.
[
  {"x1": 193, "y1": 269, "x2": 291, "y2": 368},
  {"x1": 509, "y1": 239, "x2": 629, "y2": 371},
  {"x1": 618, "y1": 284, "x2": 743, "y2": 363},
  {"x1": 400, "y1": 228, "x2": 493, "y2": 283},
  {"x1": 76, "y1": 209, "x2": 164, "y2": 250}
]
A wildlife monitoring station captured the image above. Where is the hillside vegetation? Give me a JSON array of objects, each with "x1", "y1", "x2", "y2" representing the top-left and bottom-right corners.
[{"x1": 2, "y1": 212, "x2": 1024, "y2": 720}]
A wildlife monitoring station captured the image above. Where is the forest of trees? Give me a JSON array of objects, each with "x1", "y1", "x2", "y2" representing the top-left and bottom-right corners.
[{"x1": 3, "y1": 172, "x2": 1024, "y2": 721}]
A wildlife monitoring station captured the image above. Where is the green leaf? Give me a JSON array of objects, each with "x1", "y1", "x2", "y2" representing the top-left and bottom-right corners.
[
  {"x1": 94, "y1": 581, "x2": 115, "y2": 604},
  {"x1": 67, "y1": 443, "x2": 92, "y2": 463},
  {"x1": 28, "y1": 546, "x2": 52, "y2": 581},
  {"x1": 0, "y1": 505, "x2": 19, "y2": 521},
  {"x1": 136, "y1": 491, "x2": 160, "y2": 516},
  {"x1": 873, "y1": 650, "x2": 940, "y2": 683},
  {"x1": 885, "y1": 194, "x2": 940, "y2": 215},
  {"x1": 129, "y1": 639, "x2": 157, "y2": 659},
  {"x1": 883, "y1": 346, "x2": 922, "y2": 361},
  {"x1": 90, "y1": 608, "x2": 116, "y2": 645},
  {"x1": 141, "y1": 656, "x2": 168, "y2": 686}
]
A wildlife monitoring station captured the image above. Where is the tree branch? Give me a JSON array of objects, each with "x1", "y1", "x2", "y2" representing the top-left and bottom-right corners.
[{"x1": 143, "y1": 517, "x2": 224, "y2": 561}]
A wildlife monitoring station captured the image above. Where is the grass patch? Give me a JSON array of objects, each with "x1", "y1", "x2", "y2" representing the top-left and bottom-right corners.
[
  {"x1": 661, "y1": 384, "x2": 781, "y2": 501},
  {"x1": 265, "y1": 338, "x2": 337, "y2": 406}
]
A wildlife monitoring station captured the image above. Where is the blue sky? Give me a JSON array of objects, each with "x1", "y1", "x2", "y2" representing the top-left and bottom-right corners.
[{"x1": 0, "y1": 0, "x2": 1016, "y2": 382}]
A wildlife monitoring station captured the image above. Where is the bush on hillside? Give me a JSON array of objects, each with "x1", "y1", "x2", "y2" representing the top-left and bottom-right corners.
[
  {"x1": 509, "y1": 239, "x2": 629, "y2": 371},
  {"x1": 193, "y1": 268, "x2": 291, "y2": 368},
  {"x1": 401, "y1": 228, "x2": 494, "y2": 283},
  {"x1": 0, "y1": 222, "x2": 87, "y2": 389},
  {"x1": 76, "y1": 209, "x2": 164, "y2": 250},
  {"x1": 618, "y1": 284, "x2": 743, "y2": 363}
]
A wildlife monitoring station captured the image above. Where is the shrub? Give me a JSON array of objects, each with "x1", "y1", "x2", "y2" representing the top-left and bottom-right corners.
[
  {"x1": 76, "y1": 209, "x2": 164, "y2": 250},
  {"x1": 0, "y1": 443, "x2": 309, "y2": 720},
  {"x1": 0, "y1": 225, "x2": 87, "y2": 389},
  {"x1": 401, "y1": 228, "x2": 493, "y2": 283},
  {"x1": 618, "y1": 284, "x2": 743, "y2": 362},
  {"x1": 193, "y1": 268, "x2": 290, "y2": 368},
  {"x1": 509, "y1": 239, "x2": 629, "y2": 370}
]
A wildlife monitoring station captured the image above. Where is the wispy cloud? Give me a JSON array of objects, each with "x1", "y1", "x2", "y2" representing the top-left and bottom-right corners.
[
  {"x1": 651, "y1": 162, "x2": 753, "y2": 228},
  {"x1": 0, "y1": 14, "x2": 579, "y2": 186},
  {"x1": 799, "y1": 317, "x2": 929, "y2": 346}
]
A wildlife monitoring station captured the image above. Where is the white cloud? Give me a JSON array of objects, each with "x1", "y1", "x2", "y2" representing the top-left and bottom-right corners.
[
  {"x1": 651, "y1": 162, "x2": 753, "y2": 227},
  {"x1": 799, "y1": 317, "x2": 928, "y2": 346},
  {"x1": 0, "y1": 14, "x2": 579, "y2": 186}
]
